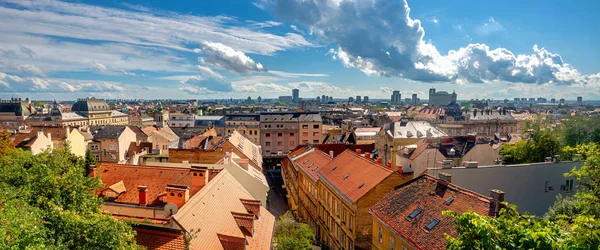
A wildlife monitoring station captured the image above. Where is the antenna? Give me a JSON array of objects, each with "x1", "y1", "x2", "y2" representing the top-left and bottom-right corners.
[{"x1": 164, "y1": 203, "x2": 179, "y2": 215}]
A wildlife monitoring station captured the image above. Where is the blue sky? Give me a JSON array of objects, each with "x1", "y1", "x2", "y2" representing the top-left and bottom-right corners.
[{"x1": 0, "y1": 0, "x2": 599, "y2": 101}]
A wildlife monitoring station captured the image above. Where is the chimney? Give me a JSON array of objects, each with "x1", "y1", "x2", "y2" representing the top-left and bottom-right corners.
[
  {"x1": 365, "y1": 152, "x2": 371, "y2": 159},
  {"x1": 355, "y1": 148, "x2": 362, "y2": 154},
  {"x1": 386, "y1": 162, "x2": 392, "y2": 169},
  {"x1": 191, "y1": 166, "x2": 208, "y2": 188},
  {"x1": 166, "y1": 184, "x2": 190, "y2": 208},
  {"x1": 489, "y1": 189, "x2": 505, "y2": 217},
  {"x1": 438, "y1": 172, "x2": 452, "y2": 183},
  {"x1": 396, "y1": 166, "x2": 403, "y2": 173},
  {"x1": 376, "y1": 157, "x2": 383, "y2": 164},
  {"x1": 138, "y1": 186, "x2": 148, "y2": 206},
  {"x1": 329, "y1": 150, "x2": 334, "y2": 158},
  {"x1": 88, "y1": 165, "x2": 97, "y2": 177},
  {"x1": 473, "y1": 109, "x2": 477, "y2": 117}
]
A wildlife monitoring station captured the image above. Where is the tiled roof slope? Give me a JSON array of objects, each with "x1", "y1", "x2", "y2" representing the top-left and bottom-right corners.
[
  {"x1": 226, "y1": 130, "x2": 262, "y2": 168},
  {"x1": 370, "y1": 175, "x2": 492, "y2": 250},
  {"x1": 90, "y1": 126, "x2": 127, "y2": 139},
  {"x1": 174, "y1": 169, "x2": 275, "y2": 250},
  {"x1": 315, "y1": 143, "x2": 375, "y2": 157},
  {"x1": 318, "y1": 150, "x2": 393, "y2": 203},
  {"x1": 294, "y1": 149, "x2": 332, "y2": 181},
  {"x1": 96, "y1": 163, "x2": 202, "y2": 206}
]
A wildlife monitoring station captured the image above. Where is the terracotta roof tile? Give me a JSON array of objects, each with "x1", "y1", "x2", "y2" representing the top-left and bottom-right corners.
[
  {"x1": 370, "y1": 175, "x2": 492, "y2": 250},
  {"x1": 293, "y1": 149, "x2": 332, "y2": 181},
  {"x1": 318, "y1": 150, "x2": 393, "y2": 203},
  {"x1": 96, "y1": 163, "x2": 202, "y2": 206},
  {"x1": 314, "y1": 143, "x2": 375, "y2": 157}
]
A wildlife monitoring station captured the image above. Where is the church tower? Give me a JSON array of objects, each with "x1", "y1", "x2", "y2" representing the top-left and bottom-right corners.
[{"x1": 154, "y1": 102, "x2": 169, "y2": 128}]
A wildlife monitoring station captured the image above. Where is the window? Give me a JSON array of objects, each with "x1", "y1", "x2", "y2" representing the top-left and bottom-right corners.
[
  {"x1": 378, "y1": 226, "x2": 383, "y2": 243},
  {"x1": 313, "y1": 124, "x2": 319, "y2": 129},
  {"x1": 389, "y1": 236, "x2": 395, "y2": 250},
  {"x1": 266, "y1": 142, "x2": 270, "y2": 146},
  {"x1": 302, "y1": 132, "x2": 309, "y2": 137},
  {"x1": 94, "y1": 154, "x2": 100, "y2": 161},
  {"x1": 289, "y1": 141, "x2": 295, "y2": 146},
  {"x1": 278, "y1": 133, "x2": 282, "y2": 137},
  {"x1": 407, "y1": 208, "x2": 422, "y2": 220},
  {"x1": 425, "y1": 218, "x2": 440, "y2": 231},
  {"x1": 302, "y1": 125, "x2": 308, "y2": 129},
  {"x1": 266, "y1": 133, "x2": 270, "y2": 137},
  {"x1": 445, "y1": 196, "x2": 455, "y2": 205},
  {"x1": 290, "y1": 132, "x2": 295, "y2": 136},
  {"x1": 313, "y1": 132, "x2": 319, "y2": 137},
  {"x1": 277, "y1": 141, "x2": 282, "y2": 146},
  {"x1": 90, "y1": 144, "x2": 99, "y2": 151},
  {"x1": 313, "y1": 140, "x2": 319, "y2": 144}
]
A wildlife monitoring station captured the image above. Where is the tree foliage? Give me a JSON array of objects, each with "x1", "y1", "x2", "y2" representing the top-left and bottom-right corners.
[
  {"x1": 273, "y1": 214, "x2": 315, "y2": 250},
  {"x1": 0, "y1": 129, "x2": 15, "y2": 158},
  {"x1": 499, "y1": 115, "x2": 561, "y2": 164},
  {"x1": 557, "y1": 115, "x2": 600, "y2": 147},
  {"x1": 0, "y1": 148, "x2": 140, "y2": 249},
  {"x1": 445, "y1": 205, "x2": 600, "y2": 249}
]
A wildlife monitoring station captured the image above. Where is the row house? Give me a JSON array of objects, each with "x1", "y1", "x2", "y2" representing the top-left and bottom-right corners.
[
  {"x1": 10, "y1": 128, "x2": 53, "y2": 154},
  {"x1": 282, "y1": 145, "x2": 409, "y2": 250},
  {"x1": 143, "y1": 126, "x2": 180, "y2": 155},
  {"x1": 225, "y1": 114, "x2": 261, "y2": 144},
  {"x1": 370, "y1": 174, "x2": 501, "y2": 250},
  {"x1": 88, "y1": 126, "x2": 137, "y2": 163}
]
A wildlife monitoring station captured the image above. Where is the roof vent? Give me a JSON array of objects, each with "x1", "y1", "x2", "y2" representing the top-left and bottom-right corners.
[
  {"x1": 312, "y1": 166, "x2": 318, "y2": 171},
  {"x1": 332, "y1": 166, "x2": 337, "y2": 170},
  {"x1": 407, "y1": 208, "x2": 422, "y2": 220},
  {"x1": 344, "y1": 174, "x2": 350, "y2": 179},
  {"x1": 445, "y1": 196, "x2": 455, "y2": 205},
  {"x1": 406, "y1": 131, "x2": 413, "y2": 137},
  {"x1": 358, "y1": 183, "x2": 365, "y2": 189}
]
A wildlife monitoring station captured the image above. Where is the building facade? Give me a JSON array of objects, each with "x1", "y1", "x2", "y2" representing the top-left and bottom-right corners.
[
  {"x1": 428, "y1": 88, "x2": 457, "y2": 107},
  {"x1": 260, "y1": 112, "x2": 322, "y2": 158},
  {"x1": 225, "y1": 114, "x2": 260, "y2": 144}
]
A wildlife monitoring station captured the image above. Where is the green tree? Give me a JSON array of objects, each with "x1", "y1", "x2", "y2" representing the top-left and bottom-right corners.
[
  {"x1": 557, "y1": 116, "x2": 600, "y2": 147},
  {"x1": 0, "y1": 129, "x2": 15, "y2": 158},
  {"x1": 84, "y1": 149, "x2": 97, "y2": 176},
  {"x1": 500, "y1": 115, "x2": 561, "y2": 164},
  {"x1": 564, "y1": 143, "x2": 600, "y2": 218},
  {"x1": 0, "y1": 148, "x2": 140, "y2": 249},
  {"x1": 445, "y1": 205, "x2": 600, "y2": 249},
  {"x1": 273, "y1": 214, "x2": 315, "y2": 250}
]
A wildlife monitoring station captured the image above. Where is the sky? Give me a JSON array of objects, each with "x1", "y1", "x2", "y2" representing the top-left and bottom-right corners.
[{"x1": 0, "y1": 0, "x2": 599, "y2": 101}]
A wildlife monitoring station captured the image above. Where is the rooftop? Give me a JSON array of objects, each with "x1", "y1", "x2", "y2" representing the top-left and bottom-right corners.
[{"x1": 370, "y1": 175, "x2": 492, "y2": 250}]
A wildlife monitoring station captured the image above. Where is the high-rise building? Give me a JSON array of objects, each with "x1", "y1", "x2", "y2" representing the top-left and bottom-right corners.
[
  {"x1": 356, "y1": 95, "x2": 361, "y2": 103},
  {"x1": 292, "y1": 89, "x2": 299, "y2": 103},
  {"x1": 321, "y1": 95, "x2": 326, "y2": 103},
  {"x1": 514, "y1": 98, "x2": 519, "y2": 103},
  {"x1": 257, "y1": 96, "x2": 262, "y2": 103},
  {"x1": 316, "y1": 96, "x2": 321, "y2": 102},
  {"x1": 363, "y1": 96, "x2": 369, "y2": 103},
  {"x1": 560, "y1": 98, "x2": 565, "y2": 104},
  {"x1": 412, "y1": 94, "x2": 418, "y2": 105},
  {"x1": 550, "y1": 98, "x2": 556, "y2": 104},
  {"x1": 329, "y1": 96, "x2": 333, "y2": 102},
  {"x1": 577, "y1": 96, "x2": 583, "y2": 105},
  {"x1": 428, "y1": 88, "x2": 457, "y2": 106},
  {"x1": 391, "y1": 90, "x2": 401, "y2": 104},
  {"x1": 348, "y1": 97, "x2": 354, "y2": 103}
]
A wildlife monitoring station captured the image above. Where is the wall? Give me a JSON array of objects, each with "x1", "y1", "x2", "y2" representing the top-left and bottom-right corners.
[
  {"x1": 371, "y1": 217, "x2": 414, "y2": 250},
  {"x1": 461, "y1": 144, "x2": 501, "y2": 166},
  {"x1": 429, "y1": 161, "x2": 583, "y2": 216},
  {"x1": 30, "y1": 132, "x2": 53, "y2": 155},
  {"x1": 396, "y1": 148, "x2": 445, "y2": 176},
  {"x1": 67, "y1": 128, "x2": 86, "y2": 157},
  {"x1": 118, "y1": 127, "x2": 137, "y2": 163}
]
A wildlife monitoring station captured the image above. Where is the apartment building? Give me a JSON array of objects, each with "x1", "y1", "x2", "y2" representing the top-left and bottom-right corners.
[
  {"x1": 369, "y1": 174, "x2": 497, "y2": 250},
  {"x1": 11, "y1": 128, "x2": 53, "y2": 154},
  {"x1": 282, "y1": 146, "x2": 408, "y2": 250},
  {"x1": 35, "y1": 126, "x2": 87, "y2": 157},
  {"x1": 225, "y1": 114, "x2": 261, "y2": 144},
  {"x1": 88, "y1": 126, "x2": 137, "y2": 163},
  {"x1": 260, "y1": 112, "x2": 322, "y2": 158}
]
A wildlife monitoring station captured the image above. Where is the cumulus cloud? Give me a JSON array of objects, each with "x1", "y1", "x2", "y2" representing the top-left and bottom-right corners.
[
  {"x1": 0, "y1": 72, "x2": 127, "y2": 93},
  {"x1": 234, "y1": 82, "x2": 291, "y2": 93},
  {"x1": 288, "y1": 81, "x2": 352, "y2": 94},
  {"x1": 180, "y1": 76, "x2": 233, "y2": 92},
  {"x1": 269, "y1": 70, "x2": 327, "y2": 77},
  {"x1": 380, "y1": 86, "x2": 393, "y2": 92},
  {"x1": 16, "y1": 64, "x2": 45, "y2": 76},
  {"x1": 178, "y1": 85, "x2": 211, "y2": 95},
  {"x1": 197, "y1": 65, "x2": 224, "y2": 79},
  {"x1": 200, "y1": 41, "x2": 267, "y2": 74},
  {"x1": 259, "y1": 0, "x2": 595, "y2": 86}
]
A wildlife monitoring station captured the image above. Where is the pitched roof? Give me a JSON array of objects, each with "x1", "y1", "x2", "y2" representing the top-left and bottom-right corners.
[
  {"x1": 227, "y1": 131, "x2": 262, "y2": 168},
  {"x1": 174, "y1": 169, "x2": 275, "y2": 250},
  {"x1": 150, "y1": 127, "x2": 179, "y2": 142},
  {"x1": 96, "y1": 163, "x2": 202, "y2": 206},
  {"x1": 314, "y1": 143, "x2": 375, "y2": 158},
  {"x1": 317, "y1": 150, "x2": 394, "y2": 203},
  {"x1": 126, "y1": 141, "x2": 153, "y2": 158},
  {"x1": 11, "y1": 129, "x2": 39, "y2": 147},
  {"x1": 127, "y1": 126, "x2": 148, "y2": 141},
  {"x1": 90, "y1": 126, "x2": 128, "y2": 139},
  {"x1": 171, "y1": 127, "x2": 210, "y2": 140},
  {"x1": 369, "y1": 175, "x2": 492, "y2": 250},
  {"x1": 293, "y1": 149, "x2": 332, "y2": 181},
  {"x1": 390, "y1": 121, "x2": 447, "y2": 139}
]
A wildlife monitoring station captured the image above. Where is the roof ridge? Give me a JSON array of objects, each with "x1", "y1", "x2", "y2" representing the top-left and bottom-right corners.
[
  {"x1": 422, "y1": 175, "x2": 491, "y2": 203},
  {"x1": 341, "y1": 149, "x2": 392, "y2": 173},
  {"x1": 98, "y1": 163, "x2": 190, "y2": 171}
]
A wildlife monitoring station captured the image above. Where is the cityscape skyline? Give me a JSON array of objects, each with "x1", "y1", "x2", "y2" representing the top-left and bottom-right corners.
[{"x1": 1, "y1": 0, "x2": 599, "y2": 101}]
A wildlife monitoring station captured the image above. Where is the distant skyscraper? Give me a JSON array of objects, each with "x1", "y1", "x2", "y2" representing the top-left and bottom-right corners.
[
  {"x1": 428, "y1": 88, "x2": 457, "y2": 106},
  {"x1": 257, "y1": 96, "x2": 262, "y2": 103},
  {"x1": 391, "y1": 90, "x2": 401, "y2": 104},
  {"x1": 349, "y1": 97, "x2": 354, "y2": 103},
  {"x1": 355, "y1": 95, "x2": 361, "y2": 103},
  {"x1": 412, "y1": 94, "x2": 418, "y2": 105},
  {"x1": 560, "y1": 98, "x2": 565, "y2": 104},
  {"x1": 514, "y1": 98, "x2": 519, "y2": 103},
  {"x1": 363, "y1": 96, "x2": 369, "y2": 103},
  {"x1": 329, "y1": 96, "x2": 333, "y2": 101},
  {"x1": 322, "y1": 95, "x2": 326, "y2": 103},
  {"x1": 292, "y1": 89, "x2": 299, "y2": 103},
  {"x1": 551, "y1": 98, "x2": 556, "y2": 104},
  {"x1": 316, "y1": 96, "x2": 321, "y2": 102},
  {"x1": 577, "y1": 96, "x2": 583, "y2": 105}
]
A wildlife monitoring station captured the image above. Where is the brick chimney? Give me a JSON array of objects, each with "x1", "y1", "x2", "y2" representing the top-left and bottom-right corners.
[
  {"x1": 376, "y1": 158, "x2": 383, "y2": 164},
  {"x1": 489, "y1": 189, "x2": 505, "y2": 217},
  {"x1": 365, "y1": 152, "x2": 371, "y2": 159},
  {"x1": 438, "y1": 172, "x2": 452, "y2": 183},
  {"x1": 138, "y1": 186, "x2": 148, "y2": 206},
  {"x1": 386, "y1": 162, "x2": 392, "y2": 169},
  {"x1": 166, "y1": 184, "x2": 190, "y2": 208},
  {"x1": 88, "y1": 165, "x2": 97, "y2": 178},
  {"x1": 355, "y1": 148, "x2": 362, "y2": 154},
  {"x1": 190, "y1": 166, "x2": 208, "y2": 188}
]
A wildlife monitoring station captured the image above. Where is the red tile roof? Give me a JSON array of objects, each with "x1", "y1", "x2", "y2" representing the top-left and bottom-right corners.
[
  {"x1": 293, "y1": 149, "x2": 332, "y2": 181},
  {"x1": 318, "y1": 150, "x2": 393, "y2": 203},
  {"x1": 370, "y1": 175, "x2": 492, "y2": 250},
  {"x1": 96, "y1": 163, "x2": 203, "y2": 206},
  {"x1": 314, "y1": 143, "x2": 375, "y2": 157}
]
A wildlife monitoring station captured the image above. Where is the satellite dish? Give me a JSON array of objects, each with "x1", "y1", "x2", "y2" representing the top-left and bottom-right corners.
[{"x1": 164, "y1": 203, "x2": 179, "y2": 215}]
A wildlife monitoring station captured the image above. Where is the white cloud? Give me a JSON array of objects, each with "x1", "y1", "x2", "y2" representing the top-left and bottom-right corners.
[
  {"x1": 180, "y1": 75, "x2": 233, "y2": 92},
  {"x1": 246, "y1": 20, "x2": 282, "y2": 28},
  {"x1": 432, "y1": 17, "x2": 439, "y2": 24},
  {"x1": 269, "y1": 70, "x2": 327, "y2": 77},
  {"x1": 380, "y1": 87, "x2": 393, "y2": 92},
  {"x1": 197, "y1": 65, "x2": 223, "y2": 79},
  {"x1": 92, "y1": 62, "x2": 107, "y2": 72},
  {"x1": 453, "y1": 24, "x2": 462, "y2": 30},
  {"x1": 19, "y1": 46, "x2": 36, "y2": 57},
  {"x1": 287, "y1": 81, "x2": 353, "y2": 94},
  {"x1": 178, "y1": 85, "x2": 211, "y2": 95},
  {"x1": 200, "y1": 41, "x2": 267, "y2": 73},
  {"x1": 120, "y1": 69, "x2": 136, "y2": 76},
  {"x1": 234, "y1": 82, "x2": 290, "y2": 93},
  {"x1": 0, "y1": 72, "x2": 129, "y2": 93},
  {"x1": 16, "y1": 64, "x2": 44, "y2": 76},
  {"x1": 290, "y1": 25, "x2": 304, "y2": 34},
  {"x1": 475, "y1": 17, "x2": 503, "y2": 36},
  {"x1": 261, "y1": 0, "x2": 596, "y2": 86}
]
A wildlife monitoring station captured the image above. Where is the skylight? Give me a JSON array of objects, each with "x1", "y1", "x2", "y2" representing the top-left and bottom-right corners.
[
  {"x1": 308, "y1": 163, "x2": 314, "y2": 167},
  {"x1": 425, "y1": 218, "x2": 440, "y2": 231},
  {"x1": 358, "y1": 183, "x2": 365, "y2": 188},
  {"x1": 303, "y1": 159, "x2": 309, "y2": 164},
  {"x1": 332, "y1": 166, "x2": 337, "y2": 170},
  {"x1": 407, "y1": 208, "x2": 422, "y2": 220},
  {"x1": 312, "y1": 166, "x2": 318, "y2": 171},
  {"x1": 445, "y1": 196, "x2": 455, "y2": 205},
  {"x1": 344, "y1": 174, "x2": 350, "y2": 179}
]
